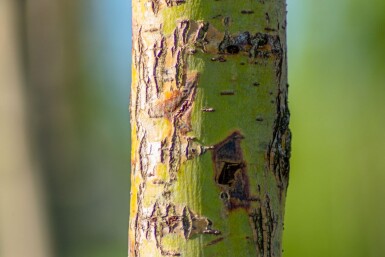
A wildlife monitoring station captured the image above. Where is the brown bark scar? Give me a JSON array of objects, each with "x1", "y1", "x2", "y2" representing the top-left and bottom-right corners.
[{"x1": 211, "y1": 131, "x2": 251, "y2": 210}]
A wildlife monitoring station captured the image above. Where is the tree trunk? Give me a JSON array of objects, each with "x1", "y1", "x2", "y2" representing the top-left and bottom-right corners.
[{"x1": 129, "y1": 1, "x2": 290, "y2": 256}]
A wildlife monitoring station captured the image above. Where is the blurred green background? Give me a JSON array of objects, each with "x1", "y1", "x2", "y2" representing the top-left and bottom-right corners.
[{"x1": 1, "y1": 0, "x2": 385, "y2": 257}]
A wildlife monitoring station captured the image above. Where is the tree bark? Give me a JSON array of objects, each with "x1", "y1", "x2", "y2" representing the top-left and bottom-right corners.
[{"x1": 129, "y1": 1, "x2": 290, "y2": 256}]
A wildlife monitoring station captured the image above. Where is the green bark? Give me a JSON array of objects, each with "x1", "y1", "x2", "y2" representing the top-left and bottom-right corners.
[{"x1": 129, "y1": 0, "x2": 290, "y2": 256}]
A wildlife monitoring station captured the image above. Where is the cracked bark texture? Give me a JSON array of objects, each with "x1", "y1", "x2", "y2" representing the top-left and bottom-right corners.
[{"x1": 129, "y1": 0, "x2": 290, "y2": 256}]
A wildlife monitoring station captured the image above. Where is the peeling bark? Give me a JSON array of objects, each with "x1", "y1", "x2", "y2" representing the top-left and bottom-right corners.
[{"x1": 130, "y1": 1, "x2": 289, "y2": 256}]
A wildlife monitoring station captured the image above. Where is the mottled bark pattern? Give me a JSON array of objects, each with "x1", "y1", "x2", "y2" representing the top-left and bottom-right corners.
[{"x1": 130, "y1": 0, "x2": 289, "y2": 256}]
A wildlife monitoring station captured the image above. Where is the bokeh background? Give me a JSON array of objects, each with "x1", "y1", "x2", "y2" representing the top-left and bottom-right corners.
[{"x1": 1, "y1": 0, "x2": 385, "y2": 257}]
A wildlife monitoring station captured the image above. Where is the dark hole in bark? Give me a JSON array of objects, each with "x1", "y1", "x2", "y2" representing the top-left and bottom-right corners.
[
  {"x1": 220, "y1": 192, "x2": 229, "y2": 200},
  {"x1": 218, "y1": 162, "x2": 242, "y2": 185},
  {"x1": 241, "y1": 10, "x2": 254, "y2": 14},
  {"x1": 226, "y1": 45, "x2": 240, "y2": 54}
]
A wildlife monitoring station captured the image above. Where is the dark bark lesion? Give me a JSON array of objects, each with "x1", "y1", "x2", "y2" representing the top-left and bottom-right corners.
[
  {"x1": 266, "y1": 87, "x2": 291, "y2": 200},
  {"x1": 249, "y1": 195, "x2": 277, "y2": 257},
  {"x1": 249, "y1": 207, "x2": 264, "y2": 256},
  {"x1": 211, "y1": 131, "x2": 250, "y2": 210},
  {"x1": 217, "y1": 31, "x2": 283, "y2": 59}
]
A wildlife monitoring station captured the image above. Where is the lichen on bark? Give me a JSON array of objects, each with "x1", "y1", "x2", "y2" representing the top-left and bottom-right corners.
[{"x1": 130, "y1": 0, "x2": 289, "y2": 256}]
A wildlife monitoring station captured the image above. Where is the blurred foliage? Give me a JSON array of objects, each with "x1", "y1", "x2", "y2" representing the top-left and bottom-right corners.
[
  {"x1": 21, "y1": 1, "x2": 130, "y2": 257},
  {"x1": 284, "y1": 0, "x2": 385, "y2": 257}
]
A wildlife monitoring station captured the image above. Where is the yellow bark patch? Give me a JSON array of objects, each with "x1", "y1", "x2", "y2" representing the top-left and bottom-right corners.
[
  {"x1": 131, "y1": 64, "x2": 138, "y2": 88},
  {"x1": 142, "y1": 182, "x2": 162, "y2": 208},
  {"x1": 131, "y1": 122, "x2": 138, "y2": 165},
  {"x1": 139, "y1": 240, "x2": 164, "y2": 257},
  {"x1": 161, "y1": 234, "x2": 184, "y2": 253},
  {"x1": 164, "y1": 90, "x2": 177, "y2": 100},
  {"x1": 129, "y1": 173, "x2": 141, "y2": 219},
  {"x1": 154, "y1": 118, "x2": 173, "y2": 141},
  {"x1": 129, "y1": 171, "x2": 141, "y2": 254},
  {"x1": 155, "y1": 163, "x2": 169, "y2": 181},
  {"x1": 143, "y1": 164, "x2": 169, "y2": 208}
]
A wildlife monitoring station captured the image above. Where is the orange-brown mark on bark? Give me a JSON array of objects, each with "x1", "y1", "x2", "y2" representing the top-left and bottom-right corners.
[{"x1": 150, "y1": 71, "x2": 199, "y2": 122}]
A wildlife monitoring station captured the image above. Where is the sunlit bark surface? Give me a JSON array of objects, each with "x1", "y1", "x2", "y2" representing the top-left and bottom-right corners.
[{"x1": 129, "y1": 1, "x2": 290, "y2": 256}]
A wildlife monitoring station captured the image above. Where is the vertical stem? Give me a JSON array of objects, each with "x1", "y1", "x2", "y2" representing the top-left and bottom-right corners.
[{"x1": 129, "y1": 1, "x2": 290, "y2": 256}]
